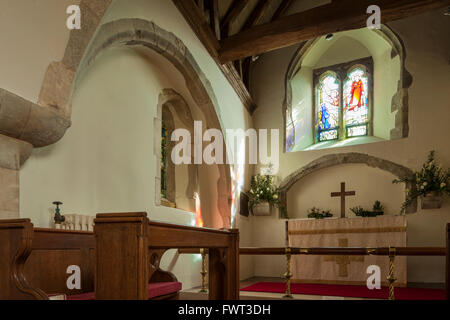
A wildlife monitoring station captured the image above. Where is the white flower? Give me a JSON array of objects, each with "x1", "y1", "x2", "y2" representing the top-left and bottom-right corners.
[
  {"x1": 441, "y1": 183, "x2": 446, "y2": 188},
  {"x1": 273, "y1": 195, "x2": 278, "y2": 199},
  {"x1": 420, "y1": 186, "x2": 425, "y2": 190},
  {"x1": 250, "y1": 189, "x2": 254, "y2": 194},
  {"x1": 423, "y1": 182, "x2": 428, "y2": 186}
]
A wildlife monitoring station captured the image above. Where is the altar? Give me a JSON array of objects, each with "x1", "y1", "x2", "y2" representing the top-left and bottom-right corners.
[{"x1": 288, "y1": 215, "x2": 407, "y2": 286}]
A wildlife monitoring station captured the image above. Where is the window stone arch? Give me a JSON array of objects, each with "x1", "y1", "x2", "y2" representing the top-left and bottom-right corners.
[
  {"x1": 154, "y1": 89, "x2": 199, "y2": 211},
  {"x1": 283, "y1": 25, "x2": 412, "y2": 152}
]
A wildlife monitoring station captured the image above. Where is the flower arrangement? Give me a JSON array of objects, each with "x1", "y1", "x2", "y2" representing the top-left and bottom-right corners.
[
  {"x1": 248, "y1": 174, "x2": 281, "y2": 210},
  {"x1": 393, "y1": 151, "x2": 449, "y2": 212},
  {"x1": 307, "y1": 207, "x2": 333, "y2": 219}
]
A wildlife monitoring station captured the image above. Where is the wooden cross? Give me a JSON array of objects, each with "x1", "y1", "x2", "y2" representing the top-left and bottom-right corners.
[
  {"x1": 331, "y1": 182, "x2": 356, "y2": 218},
  {"x1": 323, "y1": 239, "x2": 364, "y2": 277}
]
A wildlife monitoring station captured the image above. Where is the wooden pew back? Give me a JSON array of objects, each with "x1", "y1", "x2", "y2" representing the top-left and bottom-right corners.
[
  {"x1": 94, "y1": 212, "x2": 239, "y2": 300},
  {"x1": 0, "y1": 219, "x2": 94, "y2": 300}
]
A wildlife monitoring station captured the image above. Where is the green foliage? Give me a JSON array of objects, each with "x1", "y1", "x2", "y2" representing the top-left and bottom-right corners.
[
  {"x1": 350, "y1": 202, "x2": 384, "y2": 217},
  {"x1": 307, "y1": 207, "x2": 333, "y2": 219},
  {"x1": 161, "y1": 121, "x2": 168, "y2": 199},
  {"x1": 248, "y1": 175, "x2": 281, "y2": 210},
  {"x1": 372, "y1": 200, "x2": 384, "y2": 213},
  {"x1": 393, "y1": 151, "x2": 449, "y2": 213}
]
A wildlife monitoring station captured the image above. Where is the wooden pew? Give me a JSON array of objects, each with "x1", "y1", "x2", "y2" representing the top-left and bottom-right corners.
[
  {"x1": 0, "y1": 219, "x2": 94, "y2": 300},
  {"x1": 0, "y1": 218, "x2": 183, "y2": 300},
  {"x1": 94, "y1": 212, "x2": 239, "y2": 300}
]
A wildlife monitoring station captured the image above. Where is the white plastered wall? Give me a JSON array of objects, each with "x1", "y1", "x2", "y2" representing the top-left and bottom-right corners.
[{"x1": 0, "y1": 0, "x2": 254, "y2": 288}]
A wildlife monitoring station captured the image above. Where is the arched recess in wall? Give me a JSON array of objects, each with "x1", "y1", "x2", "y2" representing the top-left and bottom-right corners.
[
  {"x1": 154, "y1": 89, "x2": 199, "y2": 214},
  {"x1": 278, "y1": 153, "x2": 417, "y2": 217},
  {"x1": 33, "y1": 2, "x2": 233, "y2": 228},
  {"x1": 282, "y1": 25, "x2": 412, "y2": 153},
  {"x1": 72, "y1": 19, "x2": 232, "y2": 228}
]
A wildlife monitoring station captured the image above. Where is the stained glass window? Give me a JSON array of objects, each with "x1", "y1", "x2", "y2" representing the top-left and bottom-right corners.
[
  {"x1": 343, "y1": 67, "x2": 369, "y2": 137},
  {"x1": 313, "y1": 58, "x2": 372, "y2": 144},
  {"x1": 316, "y1": 73, "x2": 340, "y2": 142}
]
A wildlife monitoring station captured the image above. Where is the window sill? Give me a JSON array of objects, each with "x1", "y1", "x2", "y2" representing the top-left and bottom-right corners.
[
  {"x1": 161, "y1": 198, "x2": 176, "y2": 208},
  {"x1": 299, "y1": 136, "x2": 385, "y2": 152}
]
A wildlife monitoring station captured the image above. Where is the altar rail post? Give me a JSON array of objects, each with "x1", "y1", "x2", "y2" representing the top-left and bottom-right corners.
[{"x1": 239, "y1": 246, "x2": 447, "y2": 300}]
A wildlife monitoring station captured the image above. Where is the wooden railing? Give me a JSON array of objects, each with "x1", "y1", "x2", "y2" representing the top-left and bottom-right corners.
[{"x1": 179, "y1": 224, "x2": 450, "y2": 300}]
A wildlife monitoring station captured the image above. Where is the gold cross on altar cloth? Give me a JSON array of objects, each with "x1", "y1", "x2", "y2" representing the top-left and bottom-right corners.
[
  {"x1": 323, "y1": 239, "x2": 364, "y2": 277},
  {"x1": 331, "y1": 182, "x2": 356, "y2": 218}
]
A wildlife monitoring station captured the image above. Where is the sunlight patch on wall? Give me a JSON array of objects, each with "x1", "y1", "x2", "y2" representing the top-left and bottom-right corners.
[{"x1": 230, "y1": 147, "x2": 246, "y2": 228}]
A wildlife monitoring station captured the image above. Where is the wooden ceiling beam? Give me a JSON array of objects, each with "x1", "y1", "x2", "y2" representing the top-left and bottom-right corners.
[
  {"x1": 173, "y1": 0, "x2": 220, "y2": 57},
  {"x1": 221, "y1": 0, "x2": 250, "y2": 30},
  {"x1": 172, "y1": 0, "x2": 257, "y2": 113},
  {"x1": 272, "y1": 0, "x2": 295, "y2": 21},
  {"x1": 241, "y1": 0, "x2": 272, "y2": 31},
  {"x1": 219, "y1": 0, "x2": 450, "y2": 63},
  {"x1": 208, "y1": 0, "x2": 221, "y2": 40}
]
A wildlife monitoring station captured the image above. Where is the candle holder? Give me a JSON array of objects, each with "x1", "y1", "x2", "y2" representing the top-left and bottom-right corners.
[{"x1": 53, "y1": 201, "x2": 65, "y2": 226}]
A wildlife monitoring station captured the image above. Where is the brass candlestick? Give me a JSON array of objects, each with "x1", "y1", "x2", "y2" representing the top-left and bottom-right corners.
[
  {"x1": 387, "y1": 247, "x2": 397, "y2": 300},
  {"x1": 283, "y1": 247, "x2": 293, "y2": 299},
  {"x1": 199, "y1": 248, "x2": 208, "y2": 293}
]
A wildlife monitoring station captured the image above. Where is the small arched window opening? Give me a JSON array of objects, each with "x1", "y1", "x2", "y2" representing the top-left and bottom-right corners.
[{"x1": 160, "y1": 107, "x2": 176, "y2": 207}]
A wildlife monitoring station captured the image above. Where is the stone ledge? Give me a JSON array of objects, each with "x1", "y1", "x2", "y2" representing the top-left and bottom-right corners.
[{"x1": 0, "y1": 88, "x2": 71, "y2": 148}]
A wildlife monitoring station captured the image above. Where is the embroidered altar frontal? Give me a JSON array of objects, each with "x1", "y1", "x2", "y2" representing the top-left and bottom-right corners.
[{"x1": 288, "y1": 216, "x2": 407, "y2": 286}]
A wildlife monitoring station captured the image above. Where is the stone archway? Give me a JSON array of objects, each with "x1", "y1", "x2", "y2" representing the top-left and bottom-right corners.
[
  {"x1": 0, "y1": 0, "x2": 233, "y2": 226},
  {"x1": 278, "y1": 153, "x2": 417, "y2": 216},
  {"x1": 75, "y1": 18, "x2": 232, "y2": 227}
]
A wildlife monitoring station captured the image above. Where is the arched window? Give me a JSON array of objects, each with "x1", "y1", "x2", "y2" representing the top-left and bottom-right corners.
[
  {"x1": 316, "y1": 72, "x2": 340, "y2": 142},
  {"x1": 160, "y1": 119, "x2": 168, "y2": 199},
  {"x1": 343, "y1": 66, "x2": 370, "y2": 138},
  {"x1": 313, "y1": 57, "x2": 373, "y2": 143},
  {"x1": 284, "y1": 27, "x2": 409, "y2": 153},
  {"x1": 160, "y1": 107, "x2": 176, "y2": 207}
]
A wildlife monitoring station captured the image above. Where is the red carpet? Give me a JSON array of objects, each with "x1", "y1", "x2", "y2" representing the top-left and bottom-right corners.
[{"x1": 240, "y1": 282, "x2": 446, "y2": 300}]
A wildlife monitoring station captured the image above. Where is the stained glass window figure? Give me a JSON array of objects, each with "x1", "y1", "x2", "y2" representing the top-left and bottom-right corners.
[
  {"x1": 344, "y1": 67, "x2": 369, "y2": 137},
  {"x1": 316, "y1": 73, "x2": 340, "y2": 142},
  {"x1": 312, "y1": 58, "x2": 372, "y2": 145}
]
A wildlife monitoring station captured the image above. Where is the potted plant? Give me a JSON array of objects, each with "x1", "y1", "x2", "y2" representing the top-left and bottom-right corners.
[
  {"x1": 248, "y1": 174, "x2": 281, "y2": 216},
  {"x1": 393, "y1": 151, "x2": 449, "y2": 212},
  {"x1": 307, "y1": 207, "x2": 333, "y2": 219},
  {"x1": 350, "y1": 204, "x2": 384, "y2": 217},
  {"x1": 372, "y1": 201, "x2": 384, "y2": 216}
]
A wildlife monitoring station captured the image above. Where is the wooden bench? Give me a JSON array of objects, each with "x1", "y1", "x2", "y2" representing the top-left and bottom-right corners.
[
  {"x1": 0, "y1": 219, "x2": 95, "y2": 300},
  {"x1": 94, "y1": 212, "x2": 240, "y2": 300},
  {"x1": 0, "y1": 218, "x2": 182, "y2": 300}
]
